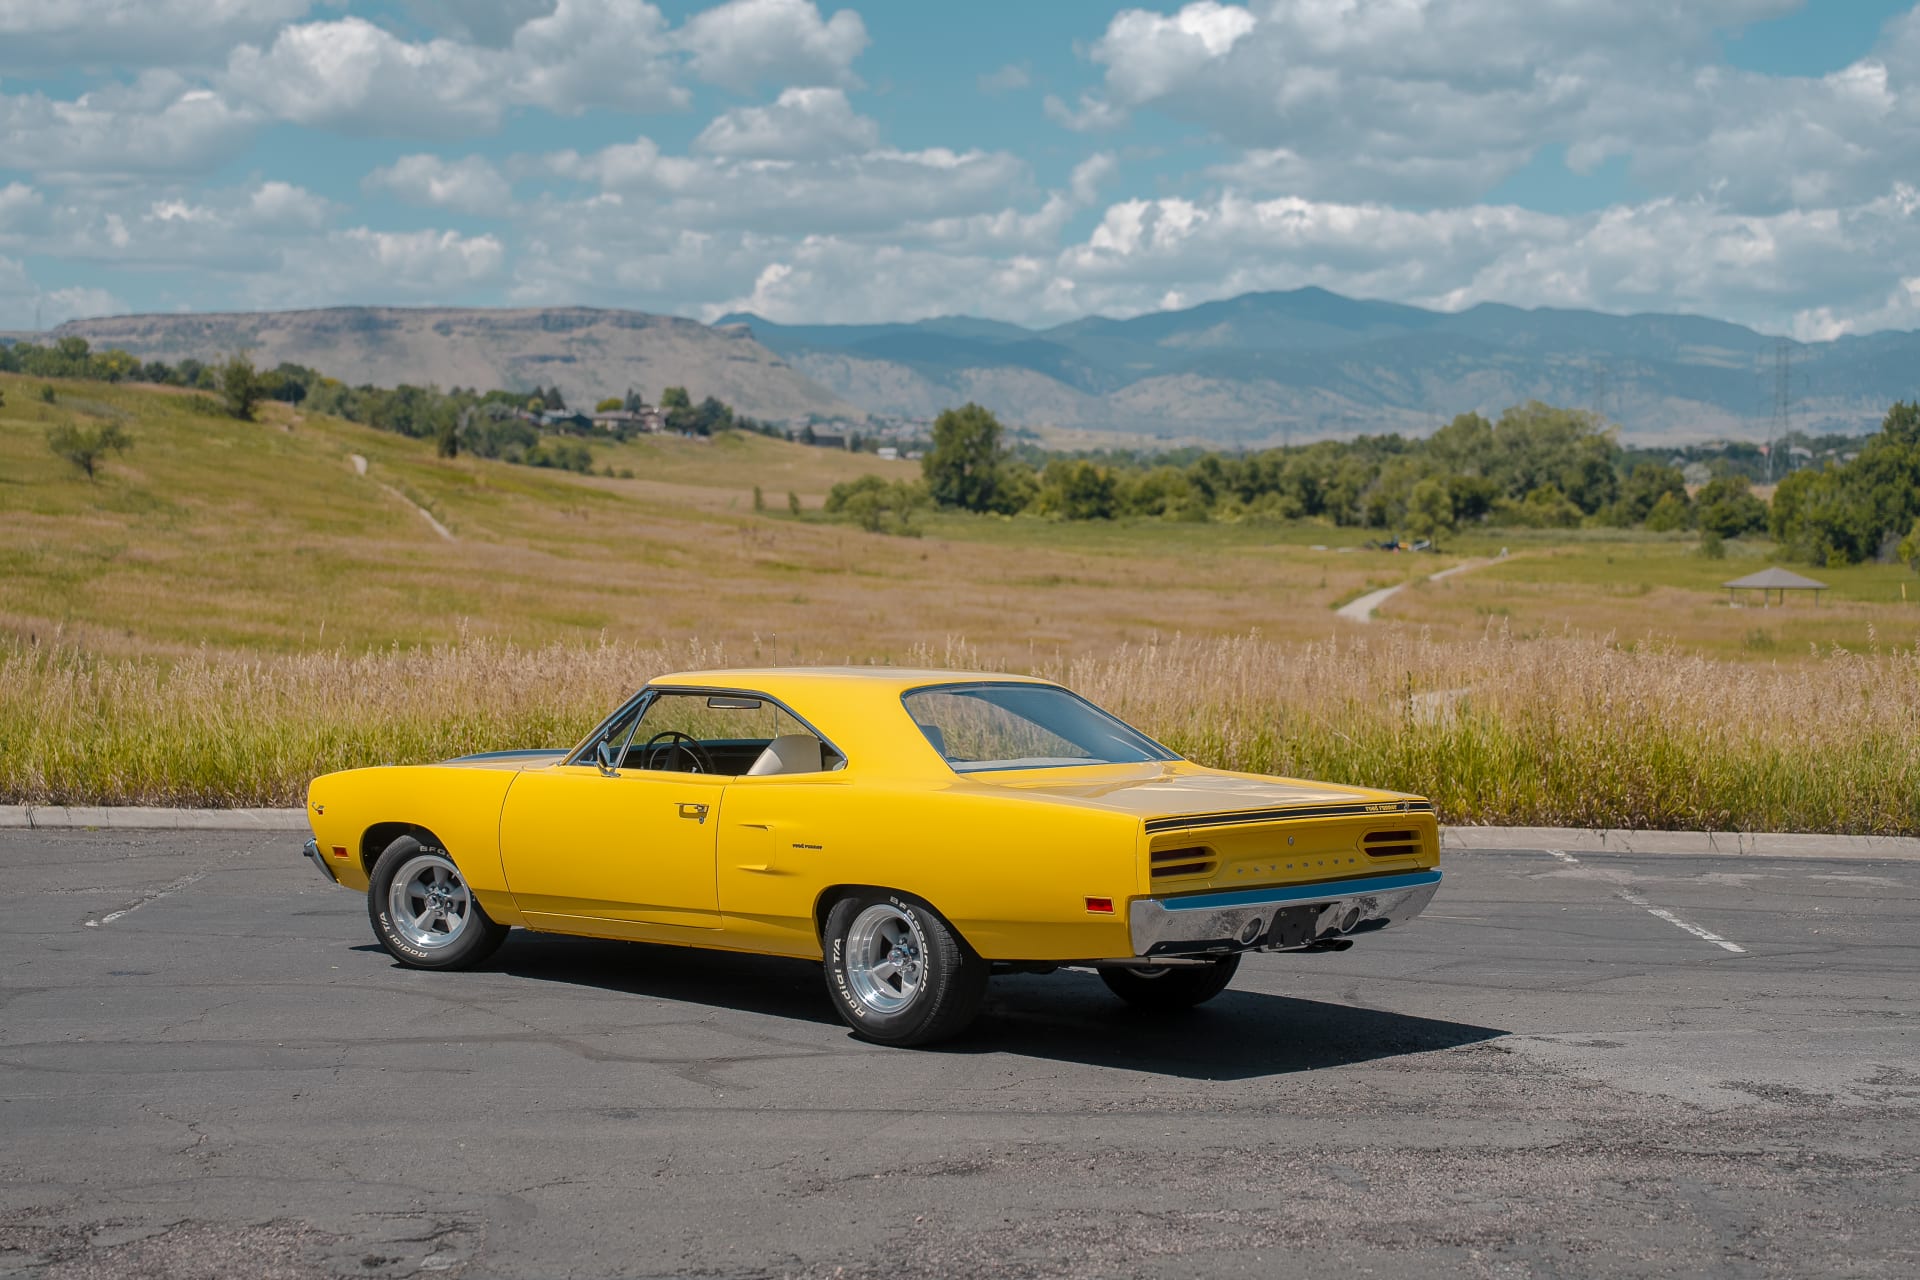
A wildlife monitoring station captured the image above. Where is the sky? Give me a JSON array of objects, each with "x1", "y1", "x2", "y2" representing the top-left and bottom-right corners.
[{"x1": 3, "y1": 0, "x2": 1920, "y2": 338}]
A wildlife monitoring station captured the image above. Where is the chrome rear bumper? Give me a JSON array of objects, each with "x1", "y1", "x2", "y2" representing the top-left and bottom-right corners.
[
  {"x1": 302, "y1": 837, "x2": 339, "y2": 885},
  {"x1": 1130, "y1": 870, "x2": 1441, "y2": 956}
]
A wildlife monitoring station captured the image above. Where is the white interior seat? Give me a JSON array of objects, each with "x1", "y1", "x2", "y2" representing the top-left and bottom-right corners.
[{"x1": 746, "y1": 733, "x2": 825, "y2": 776}]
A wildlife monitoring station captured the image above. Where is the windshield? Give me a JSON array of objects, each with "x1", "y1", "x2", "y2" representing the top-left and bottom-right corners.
[{"x1": 902, "y1": 682, "x2": 1177, "y2": 773}]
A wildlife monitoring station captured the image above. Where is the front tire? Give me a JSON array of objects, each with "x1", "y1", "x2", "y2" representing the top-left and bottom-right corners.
[
  {"x1": 367, "y1": 835, "x2": 509, "y2": 970},
  {"x1": 823, "y1": 891, "x2": 987, "y2": 1046},
  {"x1": 1099, "y1": 955, "x2": 1240, "y2": 1010}
]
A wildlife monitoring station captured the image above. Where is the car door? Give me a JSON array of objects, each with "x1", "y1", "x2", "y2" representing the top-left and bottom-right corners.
[{"x1": 499, "y1": 694, "x2": 727, "y2": 933}]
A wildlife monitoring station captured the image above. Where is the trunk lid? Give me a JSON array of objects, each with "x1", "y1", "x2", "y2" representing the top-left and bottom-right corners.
[{"x1": 989, "y1": 761, "x2": 1438, "y2": 896}]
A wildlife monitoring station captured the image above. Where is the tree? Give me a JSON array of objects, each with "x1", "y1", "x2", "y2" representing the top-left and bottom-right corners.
[
  {"x1": 1769, "y1": 402, "x2": 1920, "y2": 564},
  {"x1": 218, "y1": 353, "x2": 264, "y2": 421},
  {"x1": 436, "y1": 409, "x2": 464, "y2": 459},
  {"x1": 623, "y1": 387, "x2": 645, "y2": 412},
  {"x1": 1898, "y1": 517, "x2": 1920, "y2": 572},
  {"x1": 1405, "y1": 477, "x2": 1456, "y2": 541},
  {"x1": 825, "y1": 474, "x2": 930, "y2": 534},
  {"x1": 595, "y1": 397, "x2": 624, "y2": 413},
  {"x1": 46, "y1": 421, "x2": 131, "y2": 481},
  {"x1": 1037, "y1": 459, "x2": 1118, "y2": 520},
  {"x1": 924, "y1": 403, "x2": 1018, "y2": 513},
  {"x1": 787, "y1": 490, "x2": 802, "y2": 517},
  {"x1": 660, "y1": 386, "x2": 691, "y2": 410},
  {"x1": 1695, "y1": 473, "x2": 1769, "y2": 538},
  {"x1": 1644, "y1": 490, "x2": 1693, "y2": 532}
]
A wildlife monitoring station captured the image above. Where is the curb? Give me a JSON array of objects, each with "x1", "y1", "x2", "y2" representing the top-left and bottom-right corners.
[
  {"x1": 4, "y1": 806, "x2": 1918, "y2": 859},
  {"x1": 0, "y1": 805, "x2": 307, "y2": 832},
  {"x1": 1442, "y1": 826, "x2": 1920, "y2": 862}
]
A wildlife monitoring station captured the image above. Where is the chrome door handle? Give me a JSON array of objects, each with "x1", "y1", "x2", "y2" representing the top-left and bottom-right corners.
[{"x1": 678, "y1": 803, "x2": 709, "y2": 823}]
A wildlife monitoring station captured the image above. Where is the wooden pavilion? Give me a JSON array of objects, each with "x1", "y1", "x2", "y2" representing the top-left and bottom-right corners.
[{"x1": 1724, "y1": 567, "x2": 1828, "y2": 607}]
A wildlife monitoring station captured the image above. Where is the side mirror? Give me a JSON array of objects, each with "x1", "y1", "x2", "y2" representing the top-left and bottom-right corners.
[{"x1": 595, "y1": 740, "x2": 619, "y2": 776}]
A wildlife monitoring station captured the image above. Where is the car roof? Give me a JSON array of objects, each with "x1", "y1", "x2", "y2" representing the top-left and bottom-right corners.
[{"x1": 649, "y1": 667, "x2": 1055, "y2": 697}]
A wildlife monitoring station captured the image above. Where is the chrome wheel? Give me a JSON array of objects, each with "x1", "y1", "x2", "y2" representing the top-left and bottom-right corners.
[
  {"x1": 844, "y1": 903, "x2": 927, "y2": 1015},
  {"x1": 387, "y1": 852, "x2": 471, "y2": 952}
]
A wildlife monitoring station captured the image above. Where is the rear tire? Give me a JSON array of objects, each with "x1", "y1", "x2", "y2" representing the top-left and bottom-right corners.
[
  {"x1": 823, "y1": 890, "x2": 987, "y2": 1047},
  {"x1": 1099, "y1": 955, "x2": 1240, "y2": 1009},
  {"x1": 367, "y1": 835, "x2": 509, "y2": 970}
]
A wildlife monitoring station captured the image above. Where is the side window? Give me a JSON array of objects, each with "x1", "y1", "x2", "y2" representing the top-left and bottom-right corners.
[
  {"x1": 618, "y1": 692, "x2": 844, "y2": 776},
  {"x1": 579, "y1": 697, "x2": 646, "y2": 766}
]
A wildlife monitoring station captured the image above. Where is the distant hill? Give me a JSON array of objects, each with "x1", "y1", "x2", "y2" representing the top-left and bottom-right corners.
[
  {"x1": 30, "y1": 290, "x2": 1920, "y2": 444},
  {"x1": 721, "y1": 288, "x2": 1920, "y2": 444},
  {"x1": 47, "y1": 307, "x2": 867, "y2": 424}
]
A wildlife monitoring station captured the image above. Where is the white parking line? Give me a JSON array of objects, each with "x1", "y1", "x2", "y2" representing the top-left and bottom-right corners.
[
  {"x1": 83, "y1": 869, "x2": 212, "y2": 928},
  {"x1": 1546, "y1": 849, "x2": 1746, "y2": 954}
]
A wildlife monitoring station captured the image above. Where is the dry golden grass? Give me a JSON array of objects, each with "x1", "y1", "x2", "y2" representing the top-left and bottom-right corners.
[
  {"x1": 4, "y1": 627, "x2": 1916, "y2": 833},
  {"x1": 8, "y1": 372, "x2": 1920, "y2": 830}
]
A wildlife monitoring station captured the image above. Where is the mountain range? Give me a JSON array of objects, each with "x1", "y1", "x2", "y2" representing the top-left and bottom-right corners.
[
  {"x1": 720, "y1": 289, "x2": 1916, "y2": 444},
  {"x1": 30, "y1": 288, "x2": 1920, "y2": 444}
]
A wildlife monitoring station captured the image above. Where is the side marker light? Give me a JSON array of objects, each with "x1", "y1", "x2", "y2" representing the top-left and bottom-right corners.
[{"x1": 1085, "y1": 897, "x2": 1114, "y2": 914}]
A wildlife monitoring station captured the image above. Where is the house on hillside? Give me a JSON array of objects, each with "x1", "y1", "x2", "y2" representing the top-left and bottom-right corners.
[{"x1": 539, "y1": 409, "x2": 592, "y2": 431}]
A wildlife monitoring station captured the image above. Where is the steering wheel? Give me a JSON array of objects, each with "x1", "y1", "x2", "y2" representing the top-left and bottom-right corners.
[{"x1": 639, "y1": 730, "x2": 718, "y2": 775}]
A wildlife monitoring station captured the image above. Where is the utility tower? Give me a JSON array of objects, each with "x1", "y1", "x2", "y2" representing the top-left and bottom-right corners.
[{"x1": 1768, "y1": 341, "x2": 1792, "y2": 482}]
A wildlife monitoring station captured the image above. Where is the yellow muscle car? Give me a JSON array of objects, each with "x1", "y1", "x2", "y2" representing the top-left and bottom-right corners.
[{"x1": 302, "y1": 668, "x2": 1441, "y2": 1046}]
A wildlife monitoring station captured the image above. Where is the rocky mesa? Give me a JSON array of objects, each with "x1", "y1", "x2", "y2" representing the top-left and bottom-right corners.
[{"x1": 51, "y1": 306, "x2": 868, "y2": 423}]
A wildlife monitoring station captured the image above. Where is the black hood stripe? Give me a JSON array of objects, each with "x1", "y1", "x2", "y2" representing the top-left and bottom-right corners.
[{"x1": 1144, "y1": 800, "x2": 1434, "y2": 834}]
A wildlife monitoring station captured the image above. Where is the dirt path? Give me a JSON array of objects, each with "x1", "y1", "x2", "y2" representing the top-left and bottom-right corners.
[
  {"x1": 1335, "y1": 556, "x2": 1495, "y2": 622},
  {"x1": 350, "y1": 453, "x2": 454, "y2": 542}
]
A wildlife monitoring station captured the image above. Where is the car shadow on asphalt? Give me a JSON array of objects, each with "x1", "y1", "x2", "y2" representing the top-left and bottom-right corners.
[
  {"x1": 472, "y1": 934, "x2": 1505, "y2": 1079},
  {"x1": 966, "y1": 974, "x2": 1507, "y2": 1080}
]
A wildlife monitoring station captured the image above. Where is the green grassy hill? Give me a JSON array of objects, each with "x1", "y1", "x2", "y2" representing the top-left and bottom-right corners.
[
  {"x1": 4, "y1": 371, "x2": 1915, "y2": 663},
  {"x1": 0, "y1": 374, "x2": 1392, "y2": 659}
]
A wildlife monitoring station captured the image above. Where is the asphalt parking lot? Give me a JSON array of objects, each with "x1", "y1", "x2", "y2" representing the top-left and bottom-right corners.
[{"x1": 1, "y1": 830, "x2": 1915, "y2": 1279}]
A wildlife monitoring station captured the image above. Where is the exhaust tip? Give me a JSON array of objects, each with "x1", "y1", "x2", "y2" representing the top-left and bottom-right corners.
[{"x1": 1341, "y1": 906, "x2": 1363, "y2": 933}]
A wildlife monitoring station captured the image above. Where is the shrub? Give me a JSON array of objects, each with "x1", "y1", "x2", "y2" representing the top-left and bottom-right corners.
[{"x1": 45, "y1": 420, "x2": 132, "y2": 481}]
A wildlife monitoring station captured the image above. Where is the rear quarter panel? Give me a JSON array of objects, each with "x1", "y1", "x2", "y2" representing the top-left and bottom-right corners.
[
  {"x1": 719, "y1": 778, "x2": 1142, "y2": 962},
  {"x1": 305, "y1": 765, "x2": 525, "y2": 924}
]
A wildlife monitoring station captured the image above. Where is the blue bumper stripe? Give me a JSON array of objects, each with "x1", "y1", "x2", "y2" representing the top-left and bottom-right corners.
[{"x1": 1157, "y1": 869, "x2": 1442, "y2": 911}]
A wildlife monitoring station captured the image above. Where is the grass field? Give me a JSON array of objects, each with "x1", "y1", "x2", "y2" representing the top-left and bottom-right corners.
[{"x1": 5, "y1": 370, "x2": 1919, "y2": 829}]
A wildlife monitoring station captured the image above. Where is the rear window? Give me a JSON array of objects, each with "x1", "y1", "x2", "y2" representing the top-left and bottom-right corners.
[{"x1": 902, "y1": 682, "x2": 1176, "y2": 773}]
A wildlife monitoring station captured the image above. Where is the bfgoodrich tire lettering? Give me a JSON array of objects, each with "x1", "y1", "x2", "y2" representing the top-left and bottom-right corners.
[
  {"x1": 823, "y1": 890, "x2": 987, "y2": 1047},
  {"x1": 367, "y1": 835, "x2": 509, "y2": 971}
]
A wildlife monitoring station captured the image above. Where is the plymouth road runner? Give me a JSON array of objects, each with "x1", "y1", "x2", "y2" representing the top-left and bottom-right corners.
[{"x1": 303, "y1": 668, "x2": 1441, "y2": 1045}]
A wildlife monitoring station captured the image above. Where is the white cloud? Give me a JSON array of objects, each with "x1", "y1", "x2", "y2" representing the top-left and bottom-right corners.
[
  {"x1": 366, "y1": 154, "x2": 514, "y2": 213},
  {"x1": 677, "y1": 0, "x2": 868, "y2": 93},
  {"x1": 40, "y1": 285, "x2": 126, "y2": 325},
  {"x1": 543, "y1": 133, "x2": 1026, "y2": 235},
  {"x1": 0, "y1": 182, "x2": 46, "y2": 241},
  {"x1": 398, "y1": 0, "x2": 557, "y2": 47},
  {"x1": 283, "y1": 228, "x2": 506, "y2": 296},
  {"x1": 694, "y1": 87, "x2": 878, "y2": 159},
  {"x1": 0, "y1": 0, "x2": 314, "y2": 69},
  {"x1": 1043, "y1": 93, "x2": 1128, "y2": 133},
  {"x1": 0, "y1": 74, "x2": 257, "y2": 181},
  {"x1": 1081, "y1": 0, "x2": 1881, "y2": 207},
  {"x1": 220, "y1": 3, "x2": 688, "y2": 137},
  {"x1": 0, "y1": 257, "x2": 126, "y2": 329},
  {"x1": 1094, "y1": 1, "x2": 1256, "y2": 102},
  {"x1": 223, "y1": 17, "x2": 501, "y2": 135},
  {"x1": 504, "y1": 0, "x2": 686, "y2": 114},
  {"x1": 1070, "y1": 152, "x2": 1118, "y2": 205}
]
